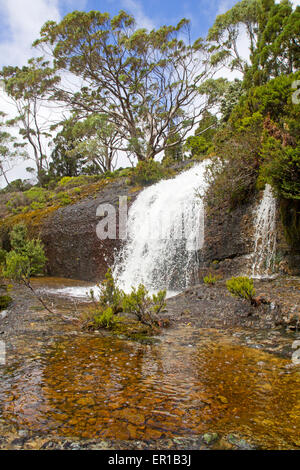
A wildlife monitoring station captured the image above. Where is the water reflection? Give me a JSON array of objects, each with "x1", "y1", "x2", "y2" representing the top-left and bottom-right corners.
[{"x1": 1, "y1": 330, "x2": 300, "y2": 448}]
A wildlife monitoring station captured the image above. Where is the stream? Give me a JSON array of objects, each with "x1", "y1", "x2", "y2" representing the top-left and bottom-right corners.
[{"x1": 0, "y1": 278, "x2": 299, "y2": 450}]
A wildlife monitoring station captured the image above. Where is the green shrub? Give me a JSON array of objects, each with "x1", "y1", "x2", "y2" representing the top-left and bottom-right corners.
[
  {"x1": 132, "y1": 160, "x2": 165, "y2": 185},
  {"x1": 57, "y1": 175, "x2": 101, "y2": 189},
  {"x1": 56, "y1": 192, "x2": 72, "y2": 206},
  {"x1": 1, "y1": 179, "x2": 32, "y2": 193},
  {"x1": 203, "y1": 273, "x2": 217, "y2": 285},
  {"x1": 0, "y1": 294, "x2": 12, "y2": 310},
  {"x1": 94, "y1": 307, "x2": 117, "y2": 329},
  {"x1": 72, "y1": 187, "x2": 81, "y2": 194},
  {"x1": 6, "y1": 193, "x2": 29, "y2": 213},
  {"x1": 117, "y1": 168, "x2": 133, "y2": 178},
  {"x1": 98, "y1": 268, "x2": 123, "y2": 314},
  {"x1": 4, "y1": 224, "x2": 46, "y2": 280},
  {"x1": 30, "y1": 201, "x2": 46, "y2": 210},
  {"x1": 122, "y1": 284, "x2": 166, "y2": 326},
  {"x1": 2, "y1": 224, "x2": 51, "y2": 312},
  {"x1": 88, "y1": 269, "x2": 166, "y2": 330},
  {"x1": 226, "y1": 276, "x2": 256, "y2": 303},
  {"x1": 25, "y1": 187, "x2": 47, "y2": 203}
]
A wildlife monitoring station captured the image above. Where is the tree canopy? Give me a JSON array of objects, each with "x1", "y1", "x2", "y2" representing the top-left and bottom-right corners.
[{"x1": 33, "y1": 10, "x2": 212, "y2": 162}]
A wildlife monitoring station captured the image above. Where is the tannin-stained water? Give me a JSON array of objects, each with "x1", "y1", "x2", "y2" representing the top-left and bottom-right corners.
[{"x1": 1, "y1": 327, "x2": 299, "y2": 449}]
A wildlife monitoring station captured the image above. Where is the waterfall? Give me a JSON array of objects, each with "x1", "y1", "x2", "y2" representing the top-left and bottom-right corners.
[
  {"x1": 251, "y1": 184, "x2": 277, "y2": 278},
  {"x1": 113, "y1": 161, "x2": 210, "y2": 293}
]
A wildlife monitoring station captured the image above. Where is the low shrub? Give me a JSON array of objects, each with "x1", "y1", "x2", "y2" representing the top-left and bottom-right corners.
[
  {"x1": 24, "y1": 187, "x2": 47, "y2": 203},
  {"x1": 0, "y1": 294, "x2": 12, "y2": 310},
  {"x1": 226, "y1": 276, "x2": 256, "y2": 303},
  {"x1": 203, "y1": 273, "x2": 217, "y2": 285},
  {"x1": 122, "y1": 284, "x2": 166, "y2": 327},
  {"x1": 87, "y1": 269, "x2": 166, "y2": 331},
  {"x1": 131, "y1": 160, "x2": 166, "y2": 185},
  {"x1": 94, "y1": 307, "x2": 117, "y2": 329},
  {"x1": 56, "y1": 175, "x2": 101, "y2": 189},
  {"x1": 56, "y1": 192, "x2": 72, "y2": 206}
]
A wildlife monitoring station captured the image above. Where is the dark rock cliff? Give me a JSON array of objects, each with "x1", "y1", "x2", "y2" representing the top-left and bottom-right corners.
[
  {"x1": 41, "y1": 180, "x2": 140, "y2": 281},
  {"x1": 23, "y1": 180, "x2": 298, "y2": 281}
]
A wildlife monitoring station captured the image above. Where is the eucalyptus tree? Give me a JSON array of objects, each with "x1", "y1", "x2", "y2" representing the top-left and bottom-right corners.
[
  {"x1": 207, "y1": 0, "x2": 259, "y2": 75},
  {"x1": 207, "y1": 0, "x2": 299, "y2": 85},
  {"x1": 33, "y1": 10, "x2": 213, "y2": 162},
  {"x1": 68, "y1": 114, "x2": 122, "y2": 172},
  {"x1": 1, "y1": 57, "x2": 60, "y2": 184},
  {"x1": 0, "y1": 111, "x2": 26, "y2": 187}
]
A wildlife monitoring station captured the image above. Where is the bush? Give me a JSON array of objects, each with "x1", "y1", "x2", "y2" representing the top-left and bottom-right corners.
[
  {"x1": 0, "y1": 294, "x2": 12, "y2": 311},
  {"x1": 203, "y1": 273, "x2": 217, "y2": 285},
  {"x1": 132, "y1": 160, "x2": 165, "y2": 185},
  {"x1": 2, "y1": 224, "x2": 51, "y2": 312},
  {"x1": 87, "y1": 269, "x2": 166, "y2": 330},
  {"x1": 4, "y1": 224, "x2": 46, "y2": 280},
  {"x1": 122, "y1": 284, "x2": 166, "y2": 327},
  {"x1": 226, "y1": 276, "x2": 256, "y2": 303},
  {"x1": 25, "y1": 187, "x2": 47, "y2": 203},
  {"x1": 1, "y1": 179, "x2": 32, "y2": 193},
  {"x1": 6, "y1": 193, "x2": 30, "y2": 213},
  {"x1": 94, "y1": 307, "x2": 117, "y2": 329},
  {"x1": 56, "y1": 192, "x2": 72, "y2": 206},
  {"x1": 97, "y1": 268, "x2": 123, "y2": 314},
  {"x1": 57, "y1": 175, "x2": 101, "y2": 189}
]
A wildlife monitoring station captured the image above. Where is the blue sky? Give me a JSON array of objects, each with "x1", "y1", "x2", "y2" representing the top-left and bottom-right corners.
[
  {"x1": 0, "y1": 0, "x2": 238, "y2": 68},
  {"x1": 58, "y1": 0, "x2": 238, "y2": 38},
  {"x1": 0, "y1": 0, "x2": 239, "y2": 185}
]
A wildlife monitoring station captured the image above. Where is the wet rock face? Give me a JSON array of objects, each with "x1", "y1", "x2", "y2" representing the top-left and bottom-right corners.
[
  {"x1": 40, "y1": 180, "x2": 297, "y2": 282},
  {"x1": 199, "y1": 197, "x2": 256, "y2": 277},
  {"x1": 41, "y1": 180, "x2": 139, "y2": 281},
  {"x1": 200, "y1": 193, "x2": 299, "y2": 277}
]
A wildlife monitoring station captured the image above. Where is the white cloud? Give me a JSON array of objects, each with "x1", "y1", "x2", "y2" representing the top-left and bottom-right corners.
[
  {"x1": 121, "y1": 0, "x2": 156, "y2": 30},
  {"x1": 0, "y1": 0, "x2": 61, "y2": 67}
]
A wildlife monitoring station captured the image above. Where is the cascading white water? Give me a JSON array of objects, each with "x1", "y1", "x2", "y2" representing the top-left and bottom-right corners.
[
  {"x1": 113, "y1": 161, "x2": 210, "y2": 292},
  {"x1": 251, "y1": 184, "x2": 277, "y2": 278}
]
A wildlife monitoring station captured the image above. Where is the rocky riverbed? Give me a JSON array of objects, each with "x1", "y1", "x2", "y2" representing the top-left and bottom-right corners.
[{"x1": 0, "y1": 277, "x2": 299, "y2": 450}]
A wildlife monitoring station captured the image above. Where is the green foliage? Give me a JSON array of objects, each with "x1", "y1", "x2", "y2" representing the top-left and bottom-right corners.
[
  {"x1": 203, "y1": 273, "x2": 217, "y2": 285},
  {"x1": 94, "y1": 307, "x2": 117, "y2": 329},
  {"x1": 207, "y1": 0, "x2": 259, "y2": 74},
  {"x1": 56, "y1": 175, "x2": 101, "y2": 189},
  {"x1": 1, "y1": 58, "x2": 59, "y2": 184},
  {"x1": 3, "y1": 224, "x2": 46, "y2": 281},
  {"x1": 5, "y1": 185, "x2": 54, "y2": 215},
  {"x1": 25, "y1": 187, "x2": 47, "y2": 203},
  {"x1": 32, "y1": 10, "x2": 211, "y2": 163},
  {"x1": 0, "y1": 294, "x2": 12, "y2": 311},
  {"x1": 122, "y1": 284, "x2": 166, "y2": 326},
  {"x1": 88, "y1": 269, "x2": 166, "y2": 330},
  {"x1": 259, "y1": 140, "x2": 300, "y2": 200},
  {"x1": 0, "y1": 179, "x2": 32, "y2": 193},
  {"x1": 132, "y1": 160, "x2": 166, "y2": 185},
  {"x1": 204, "y1": 71, "x2": 300, "y2": 214},
  {"x1": 207, "y1": 0, "x2": 299, "y2": 86},
  {"x1": 185, "y1": 111, "x2": 218, "y2": 159},
  {"x1": 226, "y1": 276, "x2": 256, "y2": 302},
  {"x1": 56, "y1": 191, "x2": 71, "y2": 206},
  {"x1": 98, "y1": 268, "x2": 123, "y2": 315},
  {"x1": 204, "y1": 123, "x2": 261, "y2": 209},
  {"x1": 245, "y1": 1, "x2": 300, "y2": 86}
]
